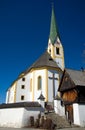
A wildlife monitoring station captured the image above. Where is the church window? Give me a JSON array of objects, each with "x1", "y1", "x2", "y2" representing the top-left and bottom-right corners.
[
  {"x1": 22, "y1": 77, "x2": 25, "y2": 81},
  {"x1": 56, "y1": 47, "x2": 60, "y2": 55},
  {"x1": 38, "y1": 76, "x2": 42, "y2": 90},
  {"x1": 49, "y1": 49, "x2": 51, "y2": 53},
  {"x1": 21, "y1": 85, "x2": 25, "y2": 89},
  {"x1": 21, "y1": 95, "x2": 24, "y2": 100},
  {"x1": 30, "y1": 78, "x2": 32, "y2": 92}
]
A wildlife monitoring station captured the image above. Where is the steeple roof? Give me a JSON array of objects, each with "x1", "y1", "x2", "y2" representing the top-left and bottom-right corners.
[{"x1": 49, "y1": 6, "x2": 60, "y2": 44}]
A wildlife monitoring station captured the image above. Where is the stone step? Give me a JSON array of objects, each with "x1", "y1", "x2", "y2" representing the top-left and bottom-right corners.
[{"x1": 45, "y1": 112, "x2": 71, "y2": 129}]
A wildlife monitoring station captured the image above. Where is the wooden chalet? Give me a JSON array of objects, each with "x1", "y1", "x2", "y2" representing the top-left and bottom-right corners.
[{"x1": 58, "y1": 68, "x2": 85, "y2": 123}]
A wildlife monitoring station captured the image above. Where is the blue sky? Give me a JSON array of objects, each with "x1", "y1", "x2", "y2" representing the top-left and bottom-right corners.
[{"x1": 0, "y1": 0, "x2": 85, "y2": 103}]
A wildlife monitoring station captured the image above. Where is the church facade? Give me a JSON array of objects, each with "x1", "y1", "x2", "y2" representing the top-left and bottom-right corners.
[
  {"x1": 0, "y1": 7, "x2": 85, "y2": 127},
  {"x1": 5, "y1": 6, "x2": 85, "y2": 127},
  {"x1": 6, "y1": 7, "x2": 64, "y2": 104}
]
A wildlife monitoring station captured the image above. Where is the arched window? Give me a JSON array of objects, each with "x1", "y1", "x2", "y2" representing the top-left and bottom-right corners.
[
  {"x1": 30, "y1": 79, "x2": 32, "y2": 92},
  {"x1": 38, "y1": 76, "x2": 42, "y2": 90}
]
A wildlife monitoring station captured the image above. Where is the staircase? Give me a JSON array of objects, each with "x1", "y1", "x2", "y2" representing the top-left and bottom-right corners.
[{"x1": 45, "y1": 112, "x2": 71, "y2": 129}]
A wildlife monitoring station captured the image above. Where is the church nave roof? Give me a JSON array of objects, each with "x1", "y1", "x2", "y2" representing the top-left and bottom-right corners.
[{"x1": 26, "y1": 51, "x2": 61, "y2": 73}]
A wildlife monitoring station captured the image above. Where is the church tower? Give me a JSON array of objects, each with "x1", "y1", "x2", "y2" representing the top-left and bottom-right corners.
[{"x1": 47, "y1": 6, "x2": 65, "y2": 70}]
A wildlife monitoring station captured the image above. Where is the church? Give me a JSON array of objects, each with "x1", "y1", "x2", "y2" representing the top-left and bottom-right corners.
[
  {"x1": 6, "y1": 6, "x2": 64, "y2": 104},
  {"x1": 0, "y1": 6, "x2": 85, "y2": 128}
]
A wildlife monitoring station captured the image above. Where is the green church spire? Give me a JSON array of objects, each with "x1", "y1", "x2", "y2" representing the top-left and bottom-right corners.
[{"x1": 49, "y1": 6, "x2": 60, "y2": 44}]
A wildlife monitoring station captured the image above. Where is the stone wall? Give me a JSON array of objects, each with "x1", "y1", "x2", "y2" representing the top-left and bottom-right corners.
[
  {"x1": 0, "y1": 107, "x2": 40, "y2": 128},
  {"x1": 54, "y1": 100, "x2": 65, "y2": 116},
  {"x1": 73, "y1": 103, "x2": 85, "y2": 127}
]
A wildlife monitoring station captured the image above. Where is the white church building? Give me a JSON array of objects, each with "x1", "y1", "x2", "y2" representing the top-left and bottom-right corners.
[
  {"x1": 6, "y1": 7, "x2": 65, "y2": 104},
  {"x1": 0, "y1": 6, "x2": 85, "y2": 128}
]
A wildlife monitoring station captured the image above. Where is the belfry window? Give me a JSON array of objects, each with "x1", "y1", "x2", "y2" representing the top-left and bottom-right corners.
[
  {"x1": 30, "y1": 78, "x2": 32, "y2": 92},
  {"x1": 56, "y1": 47, "x2": 60, "y2": 55},
  {"x1": 49, "y1": 49, "x2": 51, "y2": 53},
  {"x1": 38, "y1": 76, "x2": 42, "y2": 90}
]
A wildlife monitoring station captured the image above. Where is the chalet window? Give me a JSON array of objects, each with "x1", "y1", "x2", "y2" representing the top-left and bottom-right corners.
[
  {"x1": 30, "y1": 78, "x2": 32, "y2": 92},
  {"x1": 38, "y1": 76, "x2": 42, "y2": 90},
  {"x1": 21, "y1": 85, "x2": 25, "y2": 89},
  {"x1": 22, "y1": 77, "x2": 25, "y2": 81},
  {"x1": 56, "y1": 47, "x2": 60, "y2": 55},
  {"x1": 21, "y1": 95, "x2": 24, "y2": 100}
]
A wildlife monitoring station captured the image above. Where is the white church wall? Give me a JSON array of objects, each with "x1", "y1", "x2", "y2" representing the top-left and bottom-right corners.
[
  {"x1": 73, "y1": 103, "x2": 85, "y2": 127},
  {"x1": 54, "y1": 40, "x2": 64, "y2": 70},
  {"x1": 25, "y1": 74, "x2": 31, "y2": 101},
  {"x1": 8, "y1": 89, "x2": 14, "y2": 103},
  {"x1": 55, "y1": 58, "x2": 63, "y2": 69},
  {"x1": 48, "y1": 70, "x2": 59, "y2": 102},
  {"x1": 0, "y1": 108, "x2": 24, "y2": 128},
  {"x1": 6, "y1": 91, "x2": 9, "y2": 103},
  {"x1": 15, "y1": 69, "x2": 48, "y2": 102},
  {"x1": 6, "y1": 68, "x2": 48, "y2": 103},
  {"x1": 54, "y1": 100, "x2": 65, "y2": 116},
  {"x1": 16, "y1": 74, "x2": 30, "y2": 102},
  {"x1": 6, "y1": 68, "x2": 62, "y2": 103},
  {"x1": 22, "y1": 108, "x2": 40, "y2": 127},
  {"x1": 29, "y1": 72, "x2": 34, "y2": 101},
  {"x1": 0, "y1": 107, "x2": 40, "y2": 128},
  {"x1": 6, "y1": 82, "x2": 17, "y2": 103},
  {"x1": 33, "y1": 69, "x2": 46, "y2": 101}
]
